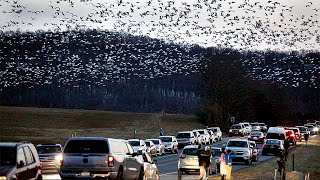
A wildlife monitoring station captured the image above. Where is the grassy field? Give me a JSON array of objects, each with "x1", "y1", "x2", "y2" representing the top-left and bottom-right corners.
[
  {"x1": 0, "y1": 106, "x2": 205, "y2": 145},
  {"x1": 209, "y1": 135, "x2": 320, "y2": 180}
]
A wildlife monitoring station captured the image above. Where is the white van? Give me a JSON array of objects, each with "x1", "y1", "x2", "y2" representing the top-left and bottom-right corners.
[{"x1": 265, "y1": 127, "x2": 286, "y2": 142}]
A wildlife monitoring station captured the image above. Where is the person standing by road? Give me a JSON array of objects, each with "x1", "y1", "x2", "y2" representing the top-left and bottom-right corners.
[
  {"x1": 219, "y1": 148, "x2": 227, "y2": 180},
  {"x1": 283, "y1": 139, "x2": 290, "y2": 161},
  {"x1": 225, "y1": 150, "x2": 236, "y2": 180},
  {"x1": 204, "y1": 146, "x2": 212, "y2": 179},
  {"x1": 160, "y1": 128, "x2": 165, "y2": 136},
  {"x1": 304, "y1": 132, "x2": 309, "y2": 146},
  {"x1": 197, "y1": 145, "x2": 207, "y2": 180}
]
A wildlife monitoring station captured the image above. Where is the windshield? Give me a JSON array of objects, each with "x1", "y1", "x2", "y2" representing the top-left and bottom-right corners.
[
  {"x1": 227, "y1": 141, "x2": 248, "y2": 147},
  {"x1": 150, "y1": 140, "x2": 159, "y2": 145},
  {"x1": 266, "y1": 133, "x2": 285, "y2": 140},
  {"x1": 159, "y1": 137, "x2": 172, "y2": 142},
  {"x1": 176, "y1": 133, "x2": 190, "y2": 138},
  {"x1": 182, "y1": 148, "x2": 198, "y2": 155},
  {"x1": 0, "y1": 147, "x2": 16, "y2": 166},
  {"x1": 128, "y1": 141, "x2": 140, "y2": 146},
  {"x1": 250, "y1": 132, "x2": 262, "y2": 136},
  {"x1": 37, "y1": 145, "x2": 61, "y2": 154},
  {"x1": 64, "y1": 140, "x2": 109, "y2": 153},
  {"x1": 288, "y1": 129, "x2": 298, "y2": 133},
  {"x1": 198, "y1": 131, "x2": 204, "y2": 134},
  {"x1": 145, "y1": 142, "x2": 151, "y2": 147},
  {"x1": 231, "y1": 125, "x2": 241, "y2": 129},
  {"x1": 211, "y1": 129, "x2": 217, "y2": 132},
  {"x1": 266, "y1": 140, "x2": 280, "y2": 145}
]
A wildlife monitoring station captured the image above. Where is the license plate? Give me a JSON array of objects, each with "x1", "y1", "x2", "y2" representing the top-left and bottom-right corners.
[
  {"x1": 253, "y1": 137, "x2": 257, "y2": 139},
  {"x1": 80, "y1": 172, "x2": 90, "y2": 176},
  {"x1": 270, "y1": 145, "x2": 274, "y2": 148}
]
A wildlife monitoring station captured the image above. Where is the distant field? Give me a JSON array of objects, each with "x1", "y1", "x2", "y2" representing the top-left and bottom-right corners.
[{"x1": 0, "y1": 106, "x2": 205, "y2": 145}]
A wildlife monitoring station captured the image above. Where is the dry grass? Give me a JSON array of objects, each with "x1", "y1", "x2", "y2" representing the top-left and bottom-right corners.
[
  {"x1": 0, "y1": 106, "x2": 204, "y2": 145},
  {"x1": 226, "y1": 135, "x2": 320, "y2": 180}
]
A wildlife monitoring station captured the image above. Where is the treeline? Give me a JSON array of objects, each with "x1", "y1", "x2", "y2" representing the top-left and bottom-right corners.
[{"x1": 0, "y1": 29, "x2": 319, "y2": 122}]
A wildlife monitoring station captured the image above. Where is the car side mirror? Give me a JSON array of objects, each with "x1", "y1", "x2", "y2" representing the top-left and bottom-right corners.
[{"x1": 17, "y1": 160, "x2": 24, "y2": 168}]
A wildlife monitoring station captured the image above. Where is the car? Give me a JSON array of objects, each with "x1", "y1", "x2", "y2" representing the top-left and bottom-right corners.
[
  {"x1": 159, "y1": 136, "x2": 179, "y2": 153},
  {"x1": 229, "y1": 124, "x2": 246, "y2": 137},
  {"x1": 258, "y1": 123, "x2": 268, "y2": 132},
  {"x1": 207, "y1": 127, "x2": 223, "y2": 141},
  {"x1": 0, "y1": 141, "x2": 43, "y2": 180},
  {"x1": 193, "y1": 129, "x2": 211, "y2": 144},
  {"x1": 145, "y1": 140, "x2": 158, "y2": 157},
  {"x1": 304, "y1": 124, "x2": 316, "y2": 135},
  {"x1": 295, "y1": 126, "x2": 309, "y2": 138},
  {"x1": 207, "y1": 129, "x2": 218, "y2": 144},
  {"x1": 225, "y1": 139, "x2": 253, "y2": 165},
  {"x1": 176, "y1": 131, "x2": 197, "y2": 148},
  {"x1": 36, "y1": 143, "x2": 62, "y2": 171},
  {"x1": 239, "y1": 122, "x2": 252, "y2": 134},
  {"x1": 142, "y1": 152, "x2": 160, "y2": 180},
  {"x1": 305, "y1": 123, "x2": 319, "y2": 134},
  {"x1": 59, "y1": 137, "x2": 144, "y2": 179},
  {"x1": 209, "y1": 146, "x2": 222, "y2": 174},
  {"x1": 145, "y1": 139, "x2": 165, "y2": 156},
  {"x1": 247, "y1": 131, "x2": 265, "y2": 143},
  {"x1": 192, "y1": 131, "x2": 202, "y2": 145},
  {"x1": 177, "y1": 145, "x2": 216, "y2": 175},
  {"x1": 266, "y1": 127, "x2": 286, "y2": 142},
  {"x1": 249, "y1": 141, "x2": 259, "y2": 162},
  {"x1": 287, "y1": 127, "x2": 301, "y2": 142},
  {"x1": 262, "y1": 139, "x2": 285, "y2": 156},
  {"x1": 127, "y1": 139, "x2": 148, "y2": 153},
  {"x1": 250, "y1": 123, "x2": 261, "y2": 131}
]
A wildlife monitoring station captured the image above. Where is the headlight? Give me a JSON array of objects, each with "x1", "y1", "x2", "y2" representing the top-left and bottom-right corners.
[
  {"x1": 314, "y1": 127, "x2": 319, "y2": 131},
  {"x1": 0, "y1": 176, "x2": 6, "y2": 180},
  {"x1": 229, "y1": 130, "x2": 232, "y2": 132},
  {"x1": 244, "y1": 150, "x2": 250, "y2": 154},
  {"x1": 55, "y1": 154, "x2": 63, "y2": 161}
]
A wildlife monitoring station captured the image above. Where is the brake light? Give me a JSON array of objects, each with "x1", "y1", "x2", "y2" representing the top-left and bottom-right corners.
[
  {"x1": 179, "y1": 155, "x2": 186, "y2": 159},
  {"x1": 39, "y1": 162, "x2": 43, "y2": 174},
  {"x1": 107, "y1": 156, "x2": 114, "y2": 167}
]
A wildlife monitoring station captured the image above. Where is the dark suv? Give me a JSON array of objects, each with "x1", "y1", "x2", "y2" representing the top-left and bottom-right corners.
[
  {"x1": 0, "y1": 141, "x2": 43, "y2": 180},
  {"x1": 36, "y1": 143, "x2": 62, "y2": 172},
  {"x1": 59, "y1": 137, "x2": 144, "y2": 179}
]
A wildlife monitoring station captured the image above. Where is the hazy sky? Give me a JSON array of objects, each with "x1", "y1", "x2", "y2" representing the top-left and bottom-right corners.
[{"x1": 1, "y1": 0, "x2": 319, "y2": 51}]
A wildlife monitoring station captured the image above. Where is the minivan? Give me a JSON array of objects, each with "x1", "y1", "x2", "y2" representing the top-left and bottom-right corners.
[
  {"x1": 59, "y1": 137, "x2": 144, "y2": 179},
  {"x1": 265, "y1": 127, "x2": 286, "y2": 142}
]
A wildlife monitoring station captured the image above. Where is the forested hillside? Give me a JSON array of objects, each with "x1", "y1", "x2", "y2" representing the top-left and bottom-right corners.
[{"x1": 0, "y1": 29, "x2": 318, "y2": 120}]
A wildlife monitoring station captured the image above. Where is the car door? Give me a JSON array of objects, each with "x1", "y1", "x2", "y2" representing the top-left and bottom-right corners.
[
  {"x1": 23, "y1": 146, "x2": 38, "y2": 179},
  {"x1": 125, "y1": 142, "x2": 140, "y2": 179},
  {"x1": 15, "y1": 147, "x2": 29, "y2": 179}
]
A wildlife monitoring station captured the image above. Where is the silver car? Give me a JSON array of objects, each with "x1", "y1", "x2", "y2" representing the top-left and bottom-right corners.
[
  {"x1": 178, "y1": 145, "x2": 216, "y2": 175},
  {"x1": 146, "y1": 139, "x2": 165, "y2": 156},
  {"x1": 59, "y1": 137, "x2": 144, "y2": 179},
  {"x1": 176, "y1": 131, "x2": 197, "y2": 148}
]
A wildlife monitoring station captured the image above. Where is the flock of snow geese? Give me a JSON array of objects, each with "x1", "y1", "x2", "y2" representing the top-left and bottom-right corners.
[
  {"x1": 0, "y1": 0, "x2": 319, "y2": 91},
  {"x1": 0, "y1": 0, "x2": 319, "y2": 50}
]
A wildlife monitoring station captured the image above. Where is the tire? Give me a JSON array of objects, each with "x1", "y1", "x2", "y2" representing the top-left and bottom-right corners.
[{"x1": 116, "y1": 168, "x2": 124, "y2": 180}]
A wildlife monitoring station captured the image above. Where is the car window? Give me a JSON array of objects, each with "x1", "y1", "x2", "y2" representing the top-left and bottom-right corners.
[
  {"x1": 182, "y1": 148, "x2": 198, "y2": 155},
  {"x1": 145, "y1": 141, "x2": 151, "y2": 147},
  {"x1": 120, "y1": 141, "x2": 129, "y2": 154},
  {"x1": 150, "y1": 140, "x2": 159, "y2": 145},
  {"x1": 227, "y1": 141, "x2": 248, "y2": 147},
  {"x1": 23, "y1": 146, "x2": 35, "y2": 165},
  {"x1": 37, "y1": 145, "x2": 61, "y2": 154},
  {"x1": 17, "y1": 147, "x2": 27, "y2": 167},
  {"x1": 128, "y1": 141, "x2": 140, "y2": 146},
  {"x1": 126, "y1": 142, "x2": 134, "y2": 154},
  {"x1": 266, "y1": 133, "x2": 285, "y2": 140},
  {"x1": 176, "y1": 133, "x2": 191, "y2": 138},
  {"x1": 250, "y1": 132, "x2": 262, "y2": 136},
  {"x1": 109, "y1": 140, "x2": 123, "y2": 154},
  {"x1": 266, "y1": 140, "x2": 280, "y2": 145},
  {"x1": 0, "y1": 147, "x2": 16, "y2": 165},
  {"x1": 231, "y1": 125, "x2": 241, "y2": 129},
  {"x1": 159, "y1": 137, "x2": 172, "y2": 142},
  {"x1": 64, "y1": 140, "x2": 109, "y2": 153}
]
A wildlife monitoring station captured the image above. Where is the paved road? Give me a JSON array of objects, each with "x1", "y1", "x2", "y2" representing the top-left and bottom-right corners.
[{"x1": 43, "y1": 135, "x2": 276, "y2": 180}]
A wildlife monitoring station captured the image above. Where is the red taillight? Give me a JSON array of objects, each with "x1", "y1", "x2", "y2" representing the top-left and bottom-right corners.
[
  {"x1": 179, "y1": 155, "x2": 186, "y2": 159},
  {"x1": 39, "y1": 162, "x2": 43, "y2": 174},
  {"x1": 107, "y1": 156, "x2": 114, "y2": 167}
]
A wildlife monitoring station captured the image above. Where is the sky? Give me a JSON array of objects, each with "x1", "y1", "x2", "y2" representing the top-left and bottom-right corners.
[{"x1": 0, "y1": 0, "x2": 319, "y2": 51}]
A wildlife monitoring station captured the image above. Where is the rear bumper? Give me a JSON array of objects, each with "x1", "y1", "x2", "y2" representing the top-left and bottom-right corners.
[{"x1": 59, "y1": 169, "x2": 116, "y2": 179}]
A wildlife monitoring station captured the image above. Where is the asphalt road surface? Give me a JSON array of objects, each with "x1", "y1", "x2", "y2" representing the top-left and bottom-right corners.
[{"x1": 43, "y1": 136, "x2": 278, "y2": 180}]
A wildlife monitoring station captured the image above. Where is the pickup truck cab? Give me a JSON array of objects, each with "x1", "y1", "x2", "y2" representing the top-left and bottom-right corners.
[{"x1": 225, "y1": 139, "x2": 253, "y2": 165}]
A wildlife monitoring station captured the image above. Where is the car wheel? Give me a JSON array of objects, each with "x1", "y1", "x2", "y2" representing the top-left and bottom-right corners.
[
  {"x1": 116, "y1": 168, "x2": 124, "y2": 180},
  {"x1": 138, "y1": 167, "x2": 144, "y2": 180}
]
